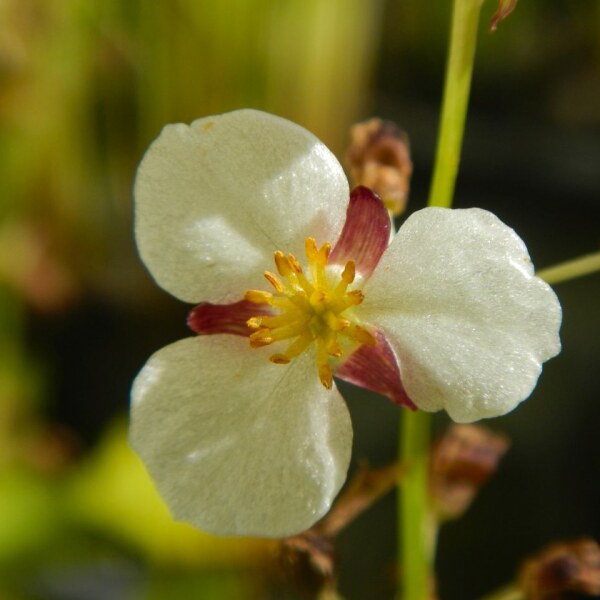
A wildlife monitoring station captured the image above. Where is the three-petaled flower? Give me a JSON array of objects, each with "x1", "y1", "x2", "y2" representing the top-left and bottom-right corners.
[{"x1": 130, "y1": 109, "x2": 561, "y2": 537}]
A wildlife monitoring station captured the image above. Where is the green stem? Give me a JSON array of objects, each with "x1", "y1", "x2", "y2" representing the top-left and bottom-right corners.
[
  {"x1": 399, "y1": 410, "x2": 433, "y2": 600},
  {"x1": 428, "y1": 0, "x2": 484, "y2": 208},
  {"x1": 399, "y1": 1, "x2": 483, "y2": 598},
  {"x1": 537, "y1": 250, "x2": 600, "y2": 285}
]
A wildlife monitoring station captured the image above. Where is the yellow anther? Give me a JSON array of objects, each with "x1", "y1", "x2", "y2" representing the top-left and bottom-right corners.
[
  {"x1": 264, "y1": 271, "x2": 284, "y2": 293},
  {"x1": 265, "y1": 321, "x2": 309, "y2": 342},
  {"x1": 326, "y1": 341, "x2": 343, "y2": 358},
  {"x1": 318, "y1": 364, "x2": 333, "y2": 389},
  {"x1": 317, "y1": 243, "x2": 331, "y2": 266},
  {"x1": 341, "y1": 260, "x2": 356, "y2": 284},
  {"x1": 346, "y1": 290, "x2": 364, "y2": 305},
  {"x1": 288, "y1": 254, "x2": 303, "y2": 274},
  {"x1": 245, "y1": 236, "x2": 376, "y2": 389},
  {"x1": 287, "y1": 253, "x2": 314, "y2": 295},
  {"x1": 269, "y1": 354, "x2": 291, "y2": 365},
  {"x1": 305, "y1": 237, "x2": 318, "y2": 260},
  {"x1": 274, "y1": 251, "x2": 293, "y2": 278},
  {"x1": 245, "y1": 290, "x2": 273, "y2": 304},
  {"x1": 249, "y1": 329, "x2": 274, "y2": 347}
]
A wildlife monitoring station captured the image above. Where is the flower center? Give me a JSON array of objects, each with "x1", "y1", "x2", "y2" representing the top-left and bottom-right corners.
[{"x1": 244, "y1": 237, "x2": 376, "y2": 389}]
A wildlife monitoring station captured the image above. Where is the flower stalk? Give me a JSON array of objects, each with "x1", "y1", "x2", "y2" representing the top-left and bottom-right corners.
[
  {"x1": 399, "y1": 410, "x2": 434, "y2": 600},
  {"x1": 537, "y1": 250, "x2": 600, "y2": 285},
  {"x1": 428, "y1": 0, "x2": 484, "y2": 209},
  {"x1": 400, "y1": 0, "x2": 484, "y2": 597}
]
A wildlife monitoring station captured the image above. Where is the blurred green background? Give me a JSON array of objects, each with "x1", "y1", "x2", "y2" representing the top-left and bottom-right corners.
[{"x1": 1, "y1": 1, "x2": 599, "y2": 599}]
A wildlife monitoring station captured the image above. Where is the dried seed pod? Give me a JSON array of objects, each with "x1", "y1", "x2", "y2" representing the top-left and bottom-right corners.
[
  {"x1": 345, "y1": 118, "x2": 412, "y2": 215},
  {"x1": 277, "y1": 530, "x2": 336, "y2": 598},
  {"x1": 273, "y1": 461, "x2": 401, "y2": 597},
  {"x1": 430, "y1": 424, "x2": 509, "y2": 520},
  {"x1": 520, "y1": 538, "x2": 600, "y2": 599},
  {"x1": 490, "y1": 0, "x2": 518, "y2": 32}
]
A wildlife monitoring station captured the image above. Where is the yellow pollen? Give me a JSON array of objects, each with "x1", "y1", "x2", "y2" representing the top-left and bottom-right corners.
[
  {"x1": 245, "y1": 237, "x2": 377, "y2": 388},
  {"x1": 246, "y1": 317, "x2": 263, "y2": 330}
]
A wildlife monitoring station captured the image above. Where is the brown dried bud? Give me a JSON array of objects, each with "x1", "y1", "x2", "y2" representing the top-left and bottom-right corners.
[
  {"x1": 277, "y1": 530, "x2": 336, "y2": 598},
  {"x1": 520, "y1": 538, "x2": 600, "y2": 599},
  {"x1": 490, "y1": 0, "x2": 518, "y2": 33},
  {"x1": 345, "y1": 118, "x2": 412, "y2": 216},
  {"x1": 273, "y1": 461, "x2": 401, "y2": 597},
  {"x1": 429, "y1": 424, "x2": 509, "y2": 520}
]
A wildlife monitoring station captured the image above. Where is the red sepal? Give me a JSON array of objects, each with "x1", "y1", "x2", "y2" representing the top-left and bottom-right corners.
[
  {"x1": 329, "y1": 186, "x2": 391, "y2": 279},
  {"x1": 336, "y1": 329, "x2": 416, "y2": 410},
  {"x1": 187, "y1": 299, "x2": 272, "y2": 337}
]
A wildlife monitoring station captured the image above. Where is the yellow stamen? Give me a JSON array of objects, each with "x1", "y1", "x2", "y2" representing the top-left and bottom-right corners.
[
  {"x1": 319, "y1": 364, "x2": 333, "y2": 389},
  {"x1": 305, "y1": 237, "x2": 318, "y2": 261},
  {"x1": 310, "y1": 289, "x2": 328, "y2": 307},
  {"x1": 264, "y1": 271, "x2": 285, "y2": 293},
  {"x1": 346, "y1": 290, "x2": 364, "y2": 305},
  {"x1": 269, "y1": 354, "x2": 291, "y2": 365},
  {"x1": 282, "y1": 331, "x2": 315, "y2": 359},
  {"x1": 246, "y1": 317, "x2": 263, "y2": 330},
  {"x1": 342, "y1": 260, "x2": 356, "y2": 284},
  {"x1": 288, "y1": 254, "x2": 303, "y2": 274},
  {"x1": 249, "y1": 329, "x2": 274, "y2": 347},
  {"x1": 327, "y1": 343, "x2": 343, "y2": 358},
  {"x1": 274, "y1": 251, "x2": 293, "y2": 278},
  {"x1": 324, "y1": 311, "x2": 350, "y2": 331},
  {"x1": 309, "y1": 240, "x2": 330, "y2": 288},
  {"x1": 324, "y1": 330, "x2": 343, "y2": 358},
  {"x1": 267, "y1": 321, "x2": 310, "y2": 341},
  {"x1": 245, "y1": 290, "x2": 273, "y2": 304},
  {"x1": 288, "y1": 253, "x2": 314, "y2": 295},
  {"x1": 318, "y1": 243, "x2": 331, "y2": 266},
  {"x1": 245, "y1": 237, "x2": 376, "y2": 388},
  {"x1": 259, "y1": 314, "x2": 302, "y2": 329}
]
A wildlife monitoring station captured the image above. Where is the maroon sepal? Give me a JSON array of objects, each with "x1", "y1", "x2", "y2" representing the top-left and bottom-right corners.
[
  {"x1": 335, "y1": 329, "x2": 417, "y2": 410},
  {"x1": 187, "y1": 299, "x2": 272, "y2": 337},
  {"x1": 329, "y1": 186, "x2": 391, "y2": 279}
]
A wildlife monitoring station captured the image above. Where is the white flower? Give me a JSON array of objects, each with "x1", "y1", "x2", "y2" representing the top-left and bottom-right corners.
[{"x1": 130, "y1": 109, "x2": 561, "y2": 537}]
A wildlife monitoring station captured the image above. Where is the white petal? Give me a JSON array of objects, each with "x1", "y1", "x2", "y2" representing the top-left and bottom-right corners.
[
  {"x1": 130, "y1": 336, "x2": 352, "y2": 537},
  {"x1": 361, "y1": 208, "x2": 561, "y2": 423},
  {"x1": 135, "y1": 109, "x2": 349, "y2": 303}
]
